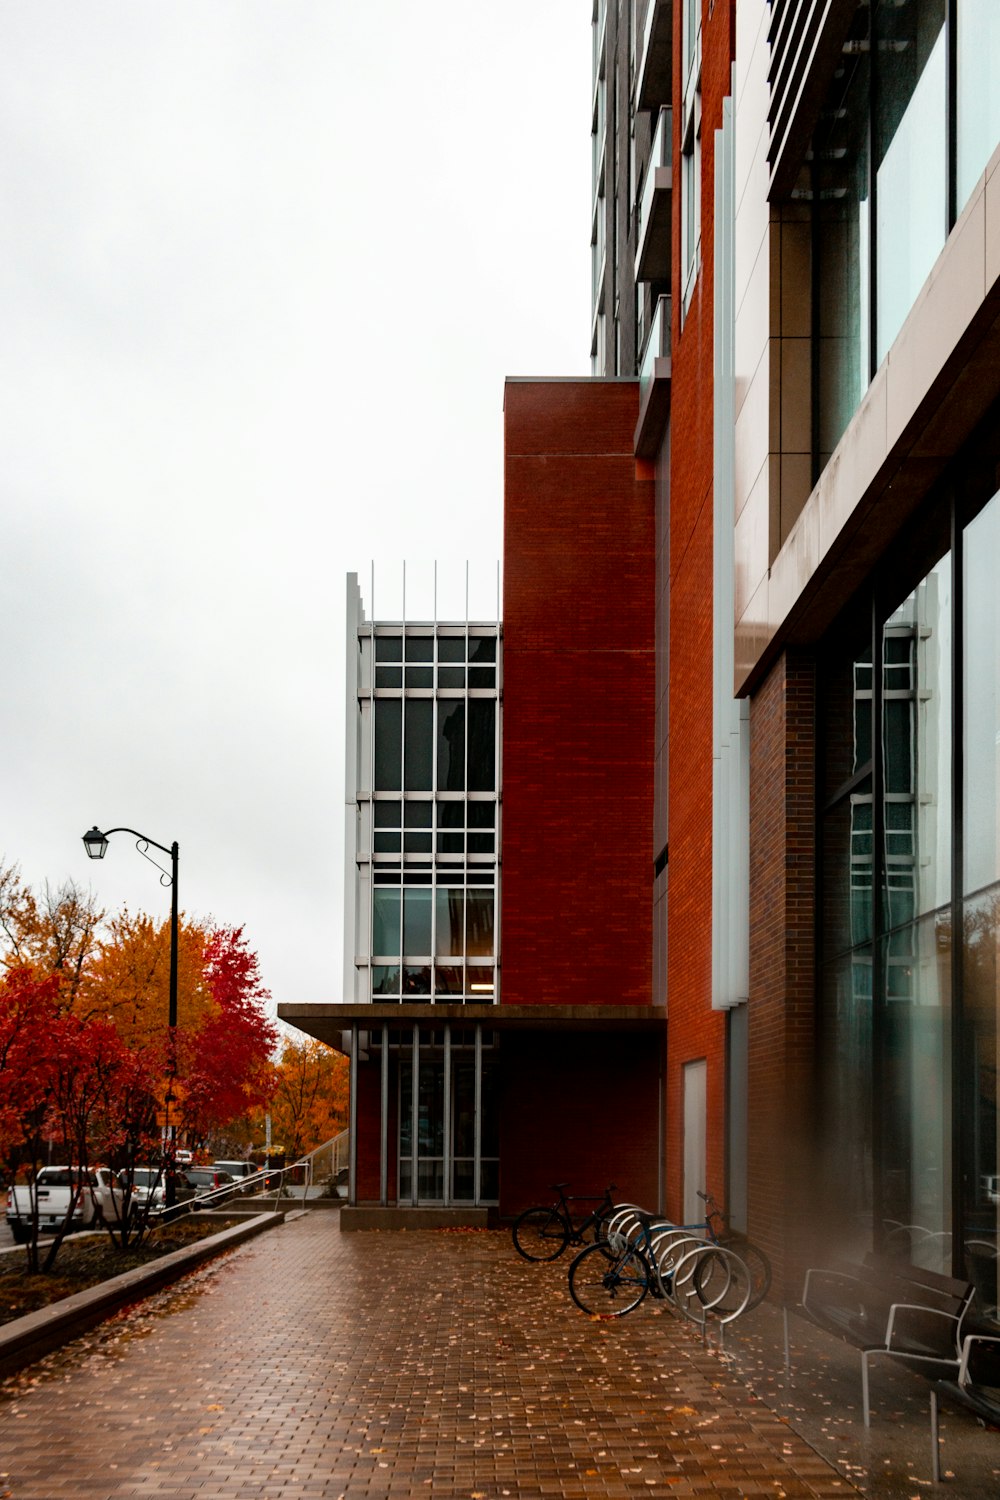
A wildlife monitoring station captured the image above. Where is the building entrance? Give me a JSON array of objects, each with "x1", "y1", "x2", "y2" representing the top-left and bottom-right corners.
[
  {"x1": 397, "y1": 1037, "x2": 498, "y2": 1205},
  {"x1": 350, "y1": 1024, "x2": 498, "y2": 1208}
]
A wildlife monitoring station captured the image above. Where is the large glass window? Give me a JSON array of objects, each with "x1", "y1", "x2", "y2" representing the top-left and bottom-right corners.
[
  {"x1": 818, "y1": 464, "x2": 1000, "y2": 1293},
  {"x1": 362, "y1": 628, "x2": 500, "y2": 1003},
  {"x1": 807, "y1": 0, "x2": 998, "y2": 469},
  {"x1": 957, "y1": 0, "x2": 1000, "y2": 213},
  {"x1": 374, "y1": 700, "x2": 402, "y2": 790},
  {"x1": 874, "y1": 0, "x2": 946, "y2": 364},
  {"x1": 962, "y1": 492, "x2": 1000, "y2": 1276},
  {"x1": 437, "y1": 702, "x2": 465, "y2": 790},
  {"x1": 815, "y1": 40, "x2": 871, "y2": 468}
]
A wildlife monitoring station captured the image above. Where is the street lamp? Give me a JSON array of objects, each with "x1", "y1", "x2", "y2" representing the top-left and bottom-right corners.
[{"x1": 82, "y1": 825, "x2": 180, "y2": 1206}]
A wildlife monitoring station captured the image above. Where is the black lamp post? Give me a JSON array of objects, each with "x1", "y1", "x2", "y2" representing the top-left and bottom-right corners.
[{"x1": 83, "y1": 825, "x2": 180, "y2": 1206}]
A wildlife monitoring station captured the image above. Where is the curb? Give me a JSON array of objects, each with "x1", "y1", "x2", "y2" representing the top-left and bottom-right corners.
[{"x1": 0, "y1": 1210, "x2": 286, "y2": 1380}]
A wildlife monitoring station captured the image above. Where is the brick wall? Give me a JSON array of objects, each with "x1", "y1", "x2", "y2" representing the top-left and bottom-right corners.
[
  {"x1": 499, "y1": 1029, "x2": 662, "y2": 1217},
  {"x1": 747, "y1": 649, "x2": 817, "y2": 1295},
  {"x1": 661, "y1": 0, "x2": 735, "y2": 1220},
  {"x1": 502, "y1": 380, "x2": 655, "y2": 1008}
]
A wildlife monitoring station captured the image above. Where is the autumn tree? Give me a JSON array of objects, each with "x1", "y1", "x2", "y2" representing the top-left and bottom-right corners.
[
  {"x1": 0, "y1": 862, "x2": 103, "y2": 1010},
  {"x1": 260, "y1": 1037, "x2": 349, "y2": 1161},
  {"x1": 85, "y1": 909, "x2": 214, "y2": 1044},
  {"x1": 178, "y1": 926, "x2": 277, "y2": 1146},
  {"x1": 0, "y1": 966, "x2": 61, "y2": 1180}
]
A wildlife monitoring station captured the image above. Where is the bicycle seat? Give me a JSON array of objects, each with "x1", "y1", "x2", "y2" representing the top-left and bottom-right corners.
[{"x1": 551, "y1": 1181, "x2": 569, "y2": 1190}]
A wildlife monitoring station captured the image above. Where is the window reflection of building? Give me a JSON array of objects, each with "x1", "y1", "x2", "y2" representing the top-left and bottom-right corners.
[
  {"x1": 818, "y1": 468, "x2": 1000, "y2": 1282},
  {"x1": 809, "y1": 0, "x2": 1000, "y2": 474}
]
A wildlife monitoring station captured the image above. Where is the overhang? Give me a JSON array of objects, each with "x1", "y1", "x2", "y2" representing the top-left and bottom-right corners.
[{"x1": 278, "y1": 1002, "x2": 667, "y2": 1054}]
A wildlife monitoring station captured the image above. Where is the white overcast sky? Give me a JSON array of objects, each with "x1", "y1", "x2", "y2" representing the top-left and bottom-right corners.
[{"x1": 0, "y1": 1, "x2": 591, "y2": 1009}]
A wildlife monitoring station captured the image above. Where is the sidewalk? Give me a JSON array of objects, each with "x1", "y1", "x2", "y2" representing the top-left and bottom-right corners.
[{"x1": 0, "y1": 1215, "x2": 978, "y2": 1499}]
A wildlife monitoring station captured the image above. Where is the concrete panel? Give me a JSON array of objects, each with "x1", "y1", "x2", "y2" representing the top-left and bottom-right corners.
[
  {"x1": 734, "y1": 227, "x2": 774, "y2": 423},
  {"x1": 734, "y1": 455, "x2": 771, "y2": 620},
  {"x1": 734, "y1": 342, "x2": 773, "y2": 523},
  {"x1": 816, "y1": 365, "x2": 888, "y2": 562},
  {"x1": 734, "y1": 0, "x2": 769, "y2": 144},
  {"x1": 780, "y1": 337, "x2": 812, "y2": 458},
  {"x1": 735, "y1": 574, "x2": 774, "y2": 695},
  {"x1": 735, "y1": 116, "x2": 770, "y2": 285},
  {"x1": 885, "y1": 184, "x2": 986, "y2": 453}
]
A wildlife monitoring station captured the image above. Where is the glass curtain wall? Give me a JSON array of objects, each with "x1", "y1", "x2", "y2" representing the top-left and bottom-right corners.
[
  {"x1": 810, "y1": 0, "x2": 1000, "y2": 468},
  {"x1": 364, "y1": 629, "x2": 499, "y2": 1002},
  {"x1": 819, "y1": 470, "x2": 1000, "y2": 1301},
  {"x1": 962, "y1": 496, "x2": 1000, "y2": 1307}
]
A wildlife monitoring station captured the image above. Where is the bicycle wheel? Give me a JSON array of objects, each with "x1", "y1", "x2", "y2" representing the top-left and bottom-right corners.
[
  {"x1": 512, "y1": 1206, "x2": 571, "y2": 1261},
  {"x1": 719, "y1": 1235, "x2": 771, "y2": 1310},
  {"x1": 568, "y1": 1241, "x2": 650, "y2": 1317},
  {"x1": 691, "y1": 1246, "x2": 752, "y2": 1322}
]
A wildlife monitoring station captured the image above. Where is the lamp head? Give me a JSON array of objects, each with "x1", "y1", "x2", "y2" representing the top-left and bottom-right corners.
[{"x1": 82, "y1": 826, "x2": 109, "y2": 860}]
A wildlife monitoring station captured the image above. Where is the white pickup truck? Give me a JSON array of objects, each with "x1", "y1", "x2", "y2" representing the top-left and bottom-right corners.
[{"x1": 5, "y1": 1166, "x2": 103, "y2": 1243}]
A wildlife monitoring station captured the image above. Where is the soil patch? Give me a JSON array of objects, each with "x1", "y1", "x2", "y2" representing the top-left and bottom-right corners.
[{"x1": 0, "y1": 1218, "x2": 228, "y2": 1327}]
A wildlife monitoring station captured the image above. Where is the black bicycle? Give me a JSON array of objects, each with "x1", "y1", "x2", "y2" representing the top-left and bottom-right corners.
[{"x1": 512, "y1": 1182, "x2": 617, "y2": 1261}]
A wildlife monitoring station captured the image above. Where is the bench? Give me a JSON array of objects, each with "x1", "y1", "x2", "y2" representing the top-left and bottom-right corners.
[
  {"x1": 801, "y1": 1257, "x2": 977, "y2": 1425},
  {"x1": 929, "y1": 1333, "x2": 1000, "y2": 1482}
]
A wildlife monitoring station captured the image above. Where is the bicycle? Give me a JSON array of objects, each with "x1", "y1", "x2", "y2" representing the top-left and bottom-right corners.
[
  {"x1": 568, "y1": 1193, "x2": 771, "y2": 1319},
  {"x1": 569, "y1": 1212, "x2": 757, "y2": 1323},
  {"x1": 692, "y1": 1190, "x2": 772, "y2": 1311},
  {"x1": 512, "y1": 1182, "x2": 617, "y2": 1262}
]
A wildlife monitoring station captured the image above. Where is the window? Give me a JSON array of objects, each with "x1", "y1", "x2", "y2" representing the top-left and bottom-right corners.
[
  {"x1": 809, "y1": 0, "x2": 998, "y2": 471},
  {"x1": 362, "y1": 628, "x2": 500, "y2": 1002},
  {"x1": 815, "y1": 455, "x2": 1000, "y2": 1275},
  {"x1": 680, "y1": 0, "x2": 701, "y2": 316}
]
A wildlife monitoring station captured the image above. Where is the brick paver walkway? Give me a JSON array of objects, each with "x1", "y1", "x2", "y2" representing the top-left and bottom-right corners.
[{"x1": 0, "y1": 1213, "x2": 857, "y2": 1499}]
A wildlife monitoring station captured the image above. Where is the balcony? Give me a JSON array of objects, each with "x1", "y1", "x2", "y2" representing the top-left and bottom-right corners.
[
  {"x1": 635, "y1": 294, "x2": 672, "y2": 459},
  {"x1": 635, "y1": 108, "x2": 672, "y2": 283},
  {"x1": 636, "y1": 0, "x2": 673, "y2": 112}
]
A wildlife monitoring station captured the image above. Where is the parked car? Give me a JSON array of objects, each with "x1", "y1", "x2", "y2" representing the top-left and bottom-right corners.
[
  {"x1": 126, "y1": 1167, "x2": 168, "y2": 1213},
  {"x1": 5, "y1": 1166, "x2": 102, "y2": 1242},
  {"x1": 211, "y1": 1160, "x2": 262, "y2": 1195},
  {"x1": 176, "y1": 1167, "x2": 236, "y2": 1207},
  {"x1": 94, "y1": 1167, "x2": 126, "y2": 1225}
]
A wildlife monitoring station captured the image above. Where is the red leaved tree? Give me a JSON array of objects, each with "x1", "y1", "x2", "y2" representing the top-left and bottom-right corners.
[{"x1": 178, "y1": 926, "x2": 277, "y2": 1146}]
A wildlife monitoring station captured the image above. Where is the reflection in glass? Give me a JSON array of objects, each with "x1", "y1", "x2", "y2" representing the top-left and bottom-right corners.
[
  {"x1": 814, "y1": 27, "x2": 871, "y2": 462},
  {"x1": 468, "y1": 701, "x2": 496, "y2": 791},
  {"x1": 372, "y1": 965, "x2": 400, "y2": 997},
  {"x1": 880, "y1": 911, "x2": 951, "y2": 1269},
  {"x1": 964, "y1": 493, "x2": 1000, "y2": 897},
  {"x1": 823, "y1": 787, "x2": 873, "y2": 958},
  {"x1": 372, "y1": 889, "x2": 401, "y2": 956},
  {"x1": 465, "y1": 891, "x2": 495, "y2": 957},
  {"x1": 882, "y1": 556, "x2": 951, "y2": 927},
  {"x1": 957, "y1": 0, "x2": 1000, "y2": 213},
  {"x1": 875, "y1": 0, "x2": 946, "y2": 362},
  {"x1": 434, "y1": 964, "x2": 464, "y2": 996},
  {"x1": 962, "y1": 884, "x2": 1000, "y2": 1257},
  {"x1": 374, "y1": 700, "x2": 402, "y2": 790},
  {"x1": 819, "y1": 947, "x2": 874, "y2": 1252},
  {"x1": 403, "y1": 887, "x2": 432, "y2": 954},
  {"x1": 438, "y1": 702, "x2": 465, "y2": 790},
  {"x1": 435, "y1": 888, "x2": 464, "y2": 957},
  {"x1": 402, "y1": 964, "x2": 431, "y2": 997},
  {"x1": 404, "y1": 700, "x2": 433, "y2": 790}
]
